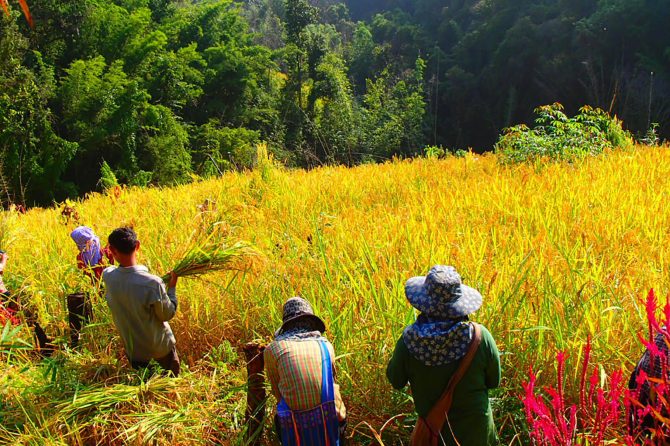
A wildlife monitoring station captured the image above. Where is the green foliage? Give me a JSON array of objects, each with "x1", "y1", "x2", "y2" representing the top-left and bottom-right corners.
[
  {"x1": 345, "y1": 0, "x2": 670, "y2": 150},
  {"x1": 141, "y1": 105, "x2": 192, "y2": 185},
  {"x1": 346, "y1": 22, "x2": 376, "y2": 92},
  {"x1": 0, "y1": 321, "x2": 32, "y2": 357},
  {"x1": 0, "y1": 19, "x2": 78, "y2": 204},
  {"x1": 423, "y1": 145, "x2": 446, "y2": 158},
  {"x1": 309, "y1": 53, "x2": 358, "y2": 163},
  {"x1": 495, "y1": 104, "x2": 633, "y2": 164},
  {"x1": 284, "y1": 0, "x2": 317, "y2": 44},
  {"x1": 60, "y1": 57, "x2": 148, "y2": 188},
  {"x1": 192, "y1": 121, "x2": 261, "y2": 175},
  {"x1": 361, "y1": 57, "x2": 426, "y2": 159},
  {"x1": 3, "y1": 0, "x2": 666, "y2": 205},
  {"x1": 423, "y1": 145, "x2": 468, "y2": 159},
  {"x1": 99, "y1": 161, "x2": 119, "y2": 191},
  {"x1": 641, "y1": 123, "x2": 661, "y2": 146},
  {"x1": 205, "y1": 340, "x2": 238, "y2": 372}
]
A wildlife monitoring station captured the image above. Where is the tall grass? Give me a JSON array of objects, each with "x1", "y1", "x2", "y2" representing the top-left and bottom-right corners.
[{"x1": 1, "y1": 146, "x2": 669, "y2": 443}]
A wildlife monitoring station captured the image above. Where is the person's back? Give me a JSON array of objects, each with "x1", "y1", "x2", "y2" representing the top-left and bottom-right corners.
[
  {"x1": 264, "y1": 297, "x2": 347, "y2": 445},
  {"x1": 103, "y1": 227, "x2": 180, "y2": 376},
  {"x1": 387, "y1": 323, "x2": 499, "y2": 445},
  {"x1": 386, "y1": 265, "x2": 500, "y2": 446},
  {"x1": 265, "y1": 338, "x2": 345, "y2": 415},
  {"x1": 103, "y1": 265, "x2": 176, "y2": 362},
  {"x1": 628, "y1": 331, "x2": 670, "y2": 441}
]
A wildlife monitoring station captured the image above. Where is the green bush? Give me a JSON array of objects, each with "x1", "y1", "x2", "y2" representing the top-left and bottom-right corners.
[
  {"x1": 98, "y1": 161, "x2": 119, "y2": 192},
  {"x1": 495, "y1": 103, "x2": 633, "y2": 164},
  {"x1": 423, "y1": 146, "x2": 469, "y2": 159},
  {"x1": 192, "y1": 121, "x2": 261, "y2": 176},
  {"x1": 423, "y1": 145, "x2": 446, "y2": 158}
]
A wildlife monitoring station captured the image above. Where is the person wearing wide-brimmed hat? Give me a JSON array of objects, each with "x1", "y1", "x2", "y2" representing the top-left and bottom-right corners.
[
  {"x1": 386, "y1": 265, "x2": 500, "y2": 446},
  {"x1": 264, "y1": 297, "x2": 347, "y2": 445}
]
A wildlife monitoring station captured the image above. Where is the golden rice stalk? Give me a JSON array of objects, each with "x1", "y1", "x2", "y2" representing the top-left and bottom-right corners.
[{"x1": 162, "y1": 222, "x2": 256, "y2": 282}]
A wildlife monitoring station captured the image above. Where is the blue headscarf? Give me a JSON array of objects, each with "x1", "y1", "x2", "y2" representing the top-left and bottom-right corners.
[
  {"x1": 403, "y1": 314, "x2": 473, "y2": 367},
  {"x1": 70, "y1": 226, "x2": 102, "y2": 267}
]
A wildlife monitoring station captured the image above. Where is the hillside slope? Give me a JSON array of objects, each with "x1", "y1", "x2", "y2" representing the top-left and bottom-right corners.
[{"x1": 1, "y1": 147, "x2": 669, "y2": 444}]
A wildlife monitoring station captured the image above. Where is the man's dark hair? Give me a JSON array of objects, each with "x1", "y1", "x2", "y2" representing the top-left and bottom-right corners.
[{"x1": 108, "y1": 227, "x2": 138, "y2": 255}]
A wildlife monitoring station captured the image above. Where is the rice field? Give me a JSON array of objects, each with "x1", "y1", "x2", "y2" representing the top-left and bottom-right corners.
[{"x1": 1, "y1": 146, "x2": 669, "y2": 444}]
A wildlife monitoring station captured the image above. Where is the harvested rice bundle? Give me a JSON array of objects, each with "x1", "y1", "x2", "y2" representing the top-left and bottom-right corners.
[{"x1": 162, "y1": 222, "x2": 256, "y2": 282}]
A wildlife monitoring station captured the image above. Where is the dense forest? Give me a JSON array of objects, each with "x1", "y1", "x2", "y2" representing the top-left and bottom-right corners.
[{"x1": 1, "y1": 0, "x2": 668, "y2": 205}]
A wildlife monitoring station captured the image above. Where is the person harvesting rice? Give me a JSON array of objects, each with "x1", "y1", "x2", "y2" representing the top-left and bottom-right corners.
[
  {"x1": 264, "y1": 297, "x2": 348, "y2": 445},
  {"x1": 0, "y1": 251, "x2": 52, "y2": 354},
  {"x1": 628, "y1": 329, "x2": 670, "y2": 442},
  {"x1": 103, "y1": 227, "x2": 180, "y2": 376},
  {"x1": 0, "y1": 251, "x2": 18, "y2": 325},
  {"x1": 70, "y1": 226, "x2": 113, "y2": 281},
  {"x1": 68, "y1": 226, "x2": 114, "y2": 347},
  {"x1": 386, "y1": 265, "x2": 500, "y2": 446}
]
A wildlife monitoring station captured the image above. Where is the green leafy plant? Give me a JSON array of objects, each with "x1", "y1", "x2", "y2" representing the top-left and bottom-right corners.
[
  {"x1": 98, "y1": 161, "x2": 119, "y2": 192},
  {"x1": 423, "y1": 145, "x2": 446, "y2": 158},
  {"x1": 641, "y1": 123, "x2": 660, "y2": 146},
  {"x1": 206, "y1": 340, "x2": 238, "y2": 372},
  {"x1": 495, "y1": 103, "x2": 633, "y2": 164},
  {"x1": 0, "y1": 321, "x2": 31, "y2": 357}
]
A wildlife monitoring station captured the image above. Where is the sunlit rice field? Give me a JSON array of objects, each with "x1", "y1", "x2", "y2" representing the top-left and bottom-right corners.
[{"x1": 1, "y1": 146, "x2": 669, "y2": 444}]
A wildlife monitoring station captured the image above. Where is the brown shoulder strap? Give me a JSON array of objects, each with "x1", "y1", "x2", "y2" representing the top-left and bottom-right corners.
[{"x1": 424, "y1": 323, "x2": 483, "y2": 433}]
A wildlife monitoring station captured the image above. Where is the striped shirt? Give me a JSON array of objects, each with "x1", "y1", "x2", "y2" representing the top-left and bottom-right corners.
[{"x1": 264, "y1": 339, "x2": 346, "y2": 421}]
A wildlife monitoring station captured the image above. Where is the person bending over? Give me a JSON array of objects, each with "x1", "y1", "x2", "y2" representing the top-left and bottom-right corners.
[
  {"x1": 0, "y1": 251, "x2": 52, "y2": 355},
  {"x1": 68, "y1": 226, "x2": 114, "y2": 347},
  {"x1": 264, "y1": 297, "x2": 347, "y2": 445},
  {"x1": 0, "y1": 251, "x2": 19, "y2": 325},
  {"x1": 103, "y1": 227, "x2": 180, "y2": 376},
  {"x1": 628, "y1": 329, "x2": 670, "y2": 442},
  {"x1": 71, "y1": 226, "x2": 114, "y2": 282}
]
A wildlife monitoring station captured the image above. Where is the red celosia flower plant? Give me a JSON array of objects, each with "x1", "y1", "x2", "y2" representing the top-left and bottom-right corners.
[
  {"x1": 626, "y1": 288, "x2": 670, "y2": 444},
  {"x1": 522, "y1": 289, "x2": 670, "y2": 444}
]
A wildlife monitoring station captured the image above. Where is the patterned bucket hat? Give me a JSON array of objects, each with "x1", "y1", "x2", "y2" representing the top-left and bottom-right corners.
[
  {"x1": 276, "y1": 297, "x2": 326, "y2": 335},
  {"x1": 405, "y1": 265, "x2": 482, "y2": 318}
]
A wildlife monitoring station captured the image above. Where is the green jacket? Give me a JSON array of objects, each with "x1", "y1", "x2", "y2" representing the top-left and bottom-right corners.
[{"x1": 386, "y1": 324, "x2": 501, "y2": 446}]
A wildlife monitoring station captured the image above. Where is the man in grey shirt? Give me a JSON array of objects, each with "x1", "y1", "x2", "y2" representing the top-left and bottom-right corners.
[{"x1": 103, "y1": 227, "x2": 180, "y2": 376}]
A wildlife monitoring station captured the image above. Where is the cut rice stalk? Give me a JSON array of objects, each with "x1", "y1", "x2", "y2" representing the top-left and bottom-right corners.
[{"x1": 161, "y1": 222, "x2": 256, "y2": 282}]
